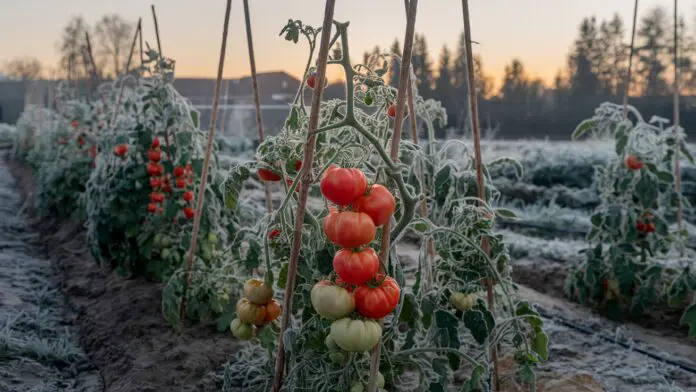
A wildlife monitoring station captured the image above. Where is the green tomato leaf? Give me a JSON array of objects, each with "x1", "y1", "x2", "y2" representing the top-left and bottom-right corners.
[
  {"x1": 494, "y1": 208, "x2": 518, "y2": 220},
  {"x1": 571, "y1": 119, "x2": 595, "y2": 140},
  {"x1": 680, "y1": 300, "x2": 696, "y2": 338}
]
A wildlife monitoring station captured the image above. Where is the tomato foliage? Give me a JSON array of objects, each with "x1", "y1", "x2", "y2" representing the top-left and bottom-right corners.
[
  {"x1": 567, "y1": 102, "x2": 696, "y2": 335},
  {"x1": 222, "y1": 19, "x2": 547, "y2": 392}
]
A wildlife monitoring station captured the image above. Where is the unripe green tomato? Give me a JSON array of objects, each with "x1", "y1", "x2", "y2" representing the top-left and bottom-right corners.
[
  {"x1": 153, "y1": 233, "x2": 162, "y2": 246},
  {"x1": 230, "y1": 318, "x2": 254, "y2": 340},
  {"x1": 160, "y1": 236, "x2": 171, "y2": 248},
  {"x1": 208, "y1": 233, "x2": 218, "y2": 244},
  {"x1": 351, "y1": 383, "x2": 364, "y2": 392},
  {"x1": 328, "y1": 350, "x2": 347, "y2": 365},
  {"x1": 450, "y1": 292, "x2": 476, "y2": 312},
  {"x1": 161, "y1": 248, "x2": 172, "y2": 261},
  {"x1": 325, "y1": 334, "x2": 338, "y2": 350}
]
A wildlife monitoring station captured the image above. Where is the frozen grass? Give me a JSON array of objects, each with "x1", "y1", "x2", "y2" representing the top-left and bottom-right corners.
[{"x1": 0, "y1": 163, "x2": 102, "y2": 392}]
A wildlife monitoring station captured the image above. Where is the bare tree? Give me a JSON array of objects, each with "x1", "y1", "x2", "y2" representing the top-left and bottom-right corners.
[
  {"x1": 57, "y1": 16, "x2": 91, "y2": 80},
  {"x1": 3, "y1": 57, "x2": 43, "y2": 80},
  {"x1": 94, "y1": 14, "x2": 136, "y2": 77}
]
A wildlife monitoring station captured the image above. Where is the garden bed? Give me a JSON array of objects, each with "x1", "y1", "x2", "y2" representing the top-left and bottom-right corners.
[
  {"x1": 6, "y1": 159, "x2": 694, "y2": 391},
  {"x1": 9, "y1": 158, "x2": 239, "y2": 392}
]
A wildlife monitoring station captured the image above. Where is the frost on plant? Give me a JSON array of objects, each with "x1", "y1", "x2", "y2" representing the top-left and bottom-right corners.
[
  {"x1": 567, "y1": 102, "x2": 696, "y2": 335},
  {"x1": 222, "y1": 19, "x2": 548, "y2": 392}
]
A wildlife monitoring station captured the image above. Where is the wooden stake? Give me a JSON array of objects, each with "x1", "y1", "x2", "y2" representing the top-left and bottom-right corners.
[
  {"x1": 368, "y1": 2, "x2": 419, "y2": 392},
  {"x1": 178, "y1": 0, "x2": 233, "y2": 324},
  {"x1": 673, "y1": 0, "x2": 683, "y2": 233},
  {"x1": 243, "y1": 0, "x2": 273, "y2": 215},
  {"x1": 623, "y1": 0, "x2": 639, "y2": 120},
  {"x1": 151, "y1": 5, "x2": 163, "y2": 58},
  {"x1": 271, "y1": 1, "x2": 336, "y2": 390},
  {"x1": 461, "y1": 1, "x2": 499, "y2": 389},
  {"x1": 110, "y1": 19, "x2": 142, "y2": 128}
]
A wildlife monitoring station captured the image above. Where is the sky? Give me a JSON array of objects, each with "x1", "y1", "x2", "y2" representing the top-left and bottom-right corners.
[{"x1": 1, "y1": 0, "x2": 694, "y2": 88}]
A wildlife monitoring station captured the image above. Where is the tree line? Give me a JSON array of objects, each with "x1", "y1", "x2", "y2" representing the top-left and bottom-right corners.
[
  {"x1": 359, "y1": 6, "x2": 696, "y2": 136},
  {"x1": 2, "y1": 14, "x2": 136, "y2": 81}
]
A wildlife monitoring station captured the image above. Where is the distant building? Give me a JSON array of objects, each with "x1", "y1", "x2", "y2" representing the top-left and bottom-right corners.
[{"x1": 0, "y1": 72, "x2": 344, "y2": 139}]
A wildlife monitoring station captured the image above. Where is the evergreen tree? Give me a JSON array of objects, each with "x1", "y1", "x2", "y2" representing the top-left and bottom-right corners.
[
  {"x1": 434, "y1": 45, "x2": 455, "y2": 118},
  {"x1": 567, "y1": 16, "x2": 601, "y2": 96},
  {"x1": 411, "y1": 34, "x2": 433, "y2": 97},
  {"x1": 636, "y1": 7, "x2": 670, "y2": 96},
  {"x1": 597, "y1": 14, "x2": 628, "y2": 96},
  {"x1": 499, "y1": 59, "x2": 530, "y2": 101},
  {"x1": 387, "y1": 39, "x2": 401, "y2": 88}
]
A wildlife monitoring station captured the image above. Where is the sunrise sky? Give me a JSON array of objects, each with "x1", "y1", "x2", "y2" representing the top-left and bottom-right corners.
[{"x1": 1, "y1": 0, "x2": 693, "y2": 89}]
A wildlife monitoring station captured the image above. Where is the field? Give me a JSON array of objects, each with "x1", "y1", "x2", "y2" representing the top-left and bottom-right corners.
[{"x1": 1, "y1": 9, "x2": 696, "y2": 392}]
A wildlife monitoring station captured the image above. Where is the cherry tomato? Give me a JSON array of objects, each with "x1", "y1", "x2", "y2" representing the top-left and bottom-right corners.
[
  {"x1": 71, "y1": 120, "x2": 80, "y2": 129},
  {"x1": 307, "y1": 74, "x2": 316, "y2": 89},
  {"x1": 295, "y1": 160, "x2": 302, "y2": 171},
  {"x1": 147, "y1": 203, "x2": 157, "y2": 213},
  {"x1": 286, "y1": 178, "x2": 300, "y2": 192},
  {"x1": 646, "y1": 222, "x2": 655, "y2": 233},
  {"x1": 150, "y1": 192, "x2": 165, "y2": 203},
  {"x1": 320, "y1": 166, "x2": 368, "y2": 206},
  {"x1": 88, "y1": 145, "x2": 98, "y2": 158},
  {"x1": 387, "y1": 104, "x2": 397, "y2": 118},
  {"x1": 152, "y1": 138, "x2": 160, "y2": 148},
  {"x1": 354, "y1": 274, "x2": 401, "y2": 319},
  {"x1": 77, "y1": 136, "x2": 85, "y2": 146},
  {"x1": 258, "y1": 168, "x2": 281, "y2": 182},
  {"x1": 113, "y1": 144, "x2": 128, "y2": 157},
  {"x1": 150, "y1": 177, "x2": 162, "y2": 188},
  {"x1": 625, "y1": 155, "x2": 643, "y2": 170},
  {"x1": 323, "y1": 211, "x2": 376, "y2": 248},
  {"x1": 333, "y1": 248, "x2": 380, "y2": 285},
  {"x1": 148, "y1": 149, "x2": 161, "y2": 162},
  {"x1": 183, "y1": 207, "x2": 195, "y2": 219},
  {"x1": 183, "y1": 190, "x2": 194, "y2": 202},
  {"x1": 173, "y1": 166, "x2": 186, "y2": 178},
  {"x1": 352, "y1": 184, "x2": 396, "y2": 226},
  {"x1": 268, "y1": 229, "x2": 281, "y2": 240},
  {"x1": 147, "y1": 162, "x2": 163, "y2": 177},
  {"x1": 175, "y1": 178, "x2": 186, "y2": 188}
]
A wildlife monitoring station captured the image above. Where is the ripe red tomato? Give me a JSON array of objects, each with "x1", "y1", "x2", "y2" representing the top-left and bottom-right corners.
[
  {"x1": 150, "y1": 177, "x2": 162, "y2": 188},
  {"x1": 150, "y1": 192, "x2": 165, "y2": 203},
  {"x1": 323, "y1": 211, "x2": 376, "y2": 248},
  {"x1": 147, "y1": 162, "x2": 163, "y2": 177},
  {"x1": 89, "y1": 145, "x2": 98, "y2": 158},
  {"x1": 148, "y1": 149, "x2": 161, "y2": 162},
  {"x1": 645, "y1": 222, "x2": 655, "y2": 233},
  {"x1": 183, "y1": 207, "x2": 195, "y2": 219},
  {"x1": 307, "y1": 74, "x2": 316, "y2": 89},
  {"x1": 113, "y1": 144, "x2": 128, "y2": 157},
  {"x1": 354, "y1": 275, "x2": 401, "y2": 319},
  {"x1": 625, "y1": 155, "x2": 643, "y2": 170},
  {"x1": 183, "y1": 190, "x2": 194, "y2": 202},
  {"x1": 175, "y1": 178, "x2": 186, "y2": 188},
  {"x1": 320, "y1": 166, "x2": 368, "y2": 206},
  {"x1": 352, "y1": 184, "x2": 396, "y2": 226},
  {"x1": 333, "y1": 248, "x2": 380, "y2": 285},
  {"x1": 263, "y1": 300, "x2": 282, "y2": 323},
  {"x1": 636, "y1": 221, "x2": 646, "y2": 233},
  {"x1": 295, "y1": 160, "x2": 302, "y2": 171},
  {"x1": 173, "y1": 166, "x2": 186, "y2": 178},
  {"x1": 163, "y1": 184, "x2": 173, "y2": 194},
  {"x1": 152, "y1": 138, "x2": 160, "y2": 148},
  {"x1": 71, "y1": 120, "x2": 80, "y2": 129},
  {"x1": 258, "y1": 168, "x2": 281, "y2": 182},
  {"x1": 147, "y1": 203, "x2": 157, "y2": 213},
  {"x1": 268, "y1": 229, "x2": 281, "y2": 240},
  {"x1": 387, "y1": 104, "x2": 397, "y2": 118},
  {"x1": 77, "y1": 136, "x2": 85, "y2": 146},
  {"x1": 286, "y1": 179, "x2": 300, "y2": 192}
]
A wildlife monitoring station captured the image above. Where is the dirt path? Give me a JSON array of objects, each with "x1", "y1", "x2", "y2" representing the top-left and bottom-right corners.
[
  {"x1": 0, "y1": 158, "x2": 102, "y2": 392},
  {"x1": 9, "y1": 159, "x2": 241, "y2": 392}
]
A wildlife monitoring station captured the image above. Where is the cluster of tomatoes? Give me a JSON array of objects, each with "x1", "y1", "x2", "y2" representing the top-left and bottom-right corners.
[
  {"x1": 145, "y1": 138, "x2": 196, "y2": 218},
  {"x1": 636, "y1": 212, "x2": 656, "y2": 235},
  {"x1": 309, "y1": 166, "x2": 401, "y2": 354},
  {"x1": 625, "y1": 154, "x2": 644, "y2": 171},
  {"x1": 230, "y1": 279, "x2": 282, "y2": 340}
]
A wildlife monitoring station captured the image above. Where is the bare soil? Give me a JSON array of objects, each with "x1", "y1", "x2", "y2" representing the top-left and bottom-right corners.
[{"x1": 9, "y1": 160, "x2": 240, "y2": 392}]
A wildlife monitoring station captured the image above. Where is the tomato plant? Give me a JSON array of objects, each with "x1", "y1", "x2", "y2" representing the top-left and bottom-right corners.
[
  {"x1": 222, "y1": 19, "x2": 546, "y2": 392},
  {"x1": 568, "y1": 103, "x2": 696, "y2": 335}
]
